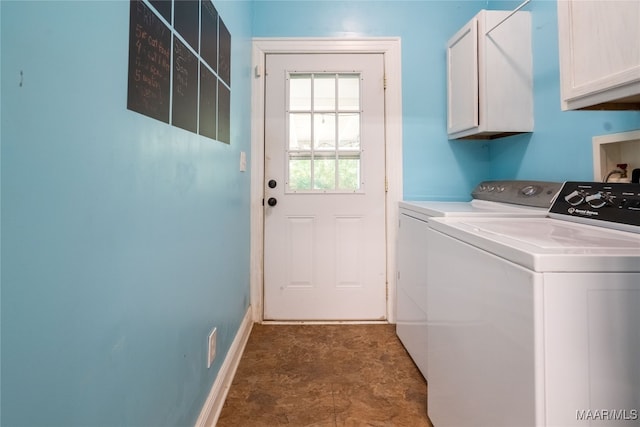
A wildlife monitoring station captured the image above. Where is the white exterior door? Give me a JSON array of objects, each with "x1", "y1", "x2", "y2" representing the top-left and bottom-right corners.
[{"x1": 263, "y1": 53, "x2": 387, "y2": 321}]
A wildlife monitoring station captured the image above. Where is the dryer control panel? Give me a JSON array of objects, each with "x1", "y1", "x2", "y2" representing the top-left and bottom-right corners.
[
  {"x1": 471, "y1": 180, "x2": 562, "y2": 208},
  {"x1": 549, "y1": 182, "x2": 640, "y2": 233}
]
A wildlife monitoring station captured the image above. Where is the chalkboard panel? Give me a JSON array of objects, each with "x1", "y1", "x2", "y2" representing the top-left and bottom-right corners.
[
  {"x1": 200, "y1": 0, "x2": 218, "y2": 72},
  {"x1": 149, "y1": 0, "x2": 171, "y2": 23},
  {"x1": 127, "y1": 0, "x2": 171, "y2": 124},
  {"x1": 127, "y1": 0, "x2": 232, "y2": 143},
  {"x1": 174, "y1": 0, "x2": 199, "y2": 51},
  {"x1": 218, "y1": 80, "x2": 230, "y2": 144},
  {"x1": 219, "y1": 19, "x2": 231, "y2": 85},
  {"x1": 172, "y1": 37, "x2": 198, "y2": 133},
  {"x1": 199, "y1": 63, "x2": 217, "y2": 140}
]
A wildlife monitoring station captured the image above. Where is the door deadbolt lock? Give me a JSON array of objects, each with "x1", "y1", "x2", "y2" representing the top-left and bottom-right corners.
[{"x1": 268, "y1": 179, "x2": 277, "y2": 189}]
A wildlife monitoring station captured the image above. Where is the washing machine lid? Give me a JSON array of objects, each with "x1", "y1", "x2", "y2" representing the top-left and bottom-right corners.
[{"x1": 429, "y1": 217, "x2": 640, "y2": 272}]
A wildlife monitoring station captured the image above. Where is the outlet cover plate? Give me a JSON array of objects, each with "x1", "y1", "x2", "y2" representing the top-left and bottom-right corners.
[{"x1": 207, "y1": 328, "x2": 217, "y2": 368}]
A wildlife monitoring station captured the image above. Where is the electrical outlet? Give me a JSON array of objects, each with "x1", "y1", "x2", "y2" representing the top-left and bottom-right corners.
[{"x1": 207, "y1": 328, "x2": 217, "y2": 368}]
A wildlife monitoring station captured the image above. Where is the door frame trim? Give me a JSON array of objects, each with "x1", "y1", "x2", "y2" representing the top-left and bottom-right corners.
[{"x1": 250, "y1": 38, "x2": 403, "y2": 323}]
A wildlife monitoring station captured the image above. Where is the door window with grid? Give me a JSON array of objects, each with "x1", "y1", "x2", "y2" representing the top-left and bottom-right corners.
[{"x1": 286, "y1": 73, "x2": 363, "y2": 193}]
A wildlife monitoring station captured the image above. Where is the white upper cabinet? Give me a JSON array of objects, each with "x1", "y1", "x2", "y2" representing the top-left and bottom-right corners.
[
  {"x1": 557, "y1": 0, "x2": 640, "y2": 111},
  {"x1": 447, "y1": 10, "x2": 533, "y2": 140}
]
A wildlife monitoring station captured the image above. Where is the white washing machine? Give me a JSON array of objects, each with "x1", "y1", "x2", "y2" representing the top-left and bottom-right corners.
[
  {"x1": 396, "y1": 180, "x2": 562, "y2": 381},
  {"x1": 425, "y1": 181, "x2": 640, "y2": 427}
]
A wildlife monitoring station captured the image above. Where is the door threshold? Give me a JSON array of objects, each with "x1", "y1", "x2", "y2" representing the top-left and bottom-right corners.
[{"x1": 261, "y1": 320, "x2": 391, "y2": 325}]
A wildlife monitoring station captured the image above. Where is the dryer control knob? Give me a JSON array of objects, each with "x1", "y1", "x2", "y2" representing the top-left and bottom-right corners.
[{"x1": 520, "y1": 185, "x2": 540, "y2": 197}]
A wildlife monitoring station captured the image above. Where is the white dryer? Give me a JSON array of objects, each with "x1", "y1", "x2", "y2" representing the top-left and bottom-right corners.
[
  {"x1": 425, "y1": 181, "x2": 640, "y2": 427},
  {"x1": 397, "y1": 180, "x2": 561, "y2": 381}
]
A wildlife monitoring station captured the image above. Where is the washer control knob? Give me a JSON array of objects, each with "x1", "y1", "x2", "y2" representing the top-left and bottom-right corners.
[
  {"x1": 586, "y1": 192, "x2": 614, "y2": 209},
  {"x1": 565, "y1": 189, "x2": 586, "y2": 206}
]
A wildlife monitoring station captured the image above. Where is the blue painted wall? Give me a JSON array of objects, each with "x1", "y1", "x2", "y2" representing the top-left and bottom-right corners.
[
  {"x1": 252, "y1": 0, "x2": 640, "y2": 199},
  {"x1": 1, "y1": 0, "x2": 252, "y2": 426}
]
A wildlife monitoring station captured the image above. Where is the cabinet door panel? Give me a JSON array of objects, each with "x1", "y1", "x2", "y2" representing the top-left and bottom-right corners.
[
  {"x1": 447, "y1": 11, "x2": 533, "y2": 139},
  {"x1": 558, "y1": 0, "x2": 640, "y2": 109},
  {"x1": 447, "y1": 19, "x2": 479, "y2": 134},
  {"x1": 570, "y1": 1, "x2": 639, "y2": 87}
]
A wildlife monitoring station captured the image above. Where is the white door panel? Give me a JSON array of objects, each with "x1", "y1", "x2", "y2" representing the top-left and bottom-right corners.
[{"x1": 264, "y1": 53, "x2": 387, "y2": 321}]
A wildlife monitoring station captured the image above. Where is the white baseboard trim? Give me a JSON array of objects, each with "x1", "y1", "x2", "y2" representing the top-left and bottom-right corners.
[{"x1": 194, "y1": 306, "x2": 254, "y2": 427}]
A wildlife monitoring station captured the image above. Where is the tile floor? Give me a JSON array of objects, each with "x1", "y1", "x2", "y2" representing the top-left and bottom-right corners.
[{"x1": 217, "y1": 324, "x2": 433, "y2": 427}]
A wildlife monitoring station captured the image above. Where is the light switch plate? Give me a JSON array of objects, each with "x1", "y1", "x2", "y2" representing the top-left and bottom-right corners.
[
  {"x1": 207, "y1": 328, "x2": 217, "y2": 368},
  {"x1": 239, "y1": 151, "x2": 247, "y2": 172}
]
